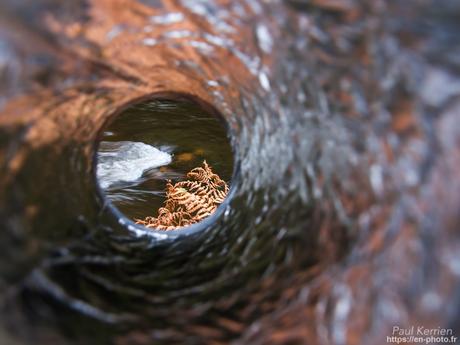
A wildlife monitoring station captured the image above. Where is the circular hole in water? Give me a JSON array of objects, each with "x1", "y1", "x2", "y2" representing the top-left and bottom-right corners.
[{"x1": 95, "y1": 95, "x2": 234, "y2": 231}]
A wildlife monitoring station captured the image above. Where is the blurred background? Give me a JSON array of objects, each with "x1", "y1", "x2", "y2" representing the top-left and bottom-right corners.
[{"x1": 0, "y1": 0, "x2": 459, "y2": 344}]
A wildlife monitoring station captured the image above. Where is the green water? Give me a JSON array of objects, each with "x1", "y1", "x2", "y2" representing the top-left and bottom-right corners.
[{"x1": 97, "y1": 98, "x2": 233, "y2": 221}]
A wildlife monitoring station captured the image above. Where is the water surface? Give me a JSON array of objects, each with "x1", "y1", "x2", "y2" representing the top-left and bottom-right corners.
[{"x1": 98, "y1": 98, "x2": 234, "y2": 221}]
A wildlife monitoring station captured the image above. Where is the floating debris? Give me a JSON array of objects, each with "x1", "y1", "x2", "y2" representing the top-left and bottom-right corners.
[{"x1": 136, "y1": 161, "x2": 229, "y2": 230}]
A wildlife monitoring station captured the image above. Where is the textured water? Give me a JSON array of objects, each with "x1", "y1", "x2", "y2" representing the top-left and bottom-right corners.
[
  {"x1": 97, "y1": 141, "x2": 172, "y2": 189},
  {"x1": 0, "y1": 0, "x2": 460, "y2": 344},
  {"x1": 97, "y1": 98, "x2": 233, "y2": 221}
]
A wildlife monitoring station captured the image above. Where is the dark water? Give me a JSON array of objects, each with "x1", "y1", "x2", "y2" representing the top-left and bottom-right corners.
[
  {"x1": 97, "y1": 98, "x2": 233, "y2": 221},
  {"x1": 0, "y1": 0, "x2": 460, "y2": 344}
]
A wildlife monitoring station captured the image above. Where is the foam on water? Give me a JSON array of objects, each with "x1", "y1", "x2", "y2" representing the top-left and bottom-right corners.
[{"x1": 96, "y1": 141, "x2": 172, "y2": 189}]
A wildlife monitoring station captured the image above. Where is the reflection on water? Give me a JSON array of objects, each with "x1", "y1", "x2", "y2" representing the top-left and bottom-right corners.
[{"x1": 97, "y1": 98, "x2": 233, "y2": 220}]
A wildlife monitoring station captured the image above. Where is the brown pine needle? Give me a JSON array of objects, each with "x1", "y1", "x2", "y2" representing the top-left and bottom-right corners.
[{"x1": 135, "y1": 161, "x2": 229, "y2": 230}]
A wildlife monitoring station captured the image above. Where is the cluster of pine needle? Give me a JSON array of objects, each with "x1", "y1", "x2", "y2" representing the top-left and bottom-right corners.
[{"x1": 135, "y1": 161, "x2": 229, "y2": 230}]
